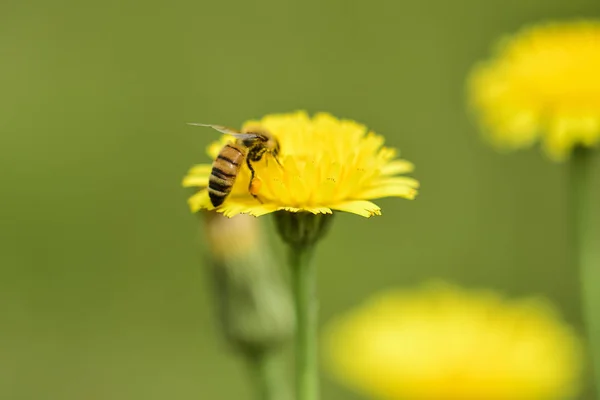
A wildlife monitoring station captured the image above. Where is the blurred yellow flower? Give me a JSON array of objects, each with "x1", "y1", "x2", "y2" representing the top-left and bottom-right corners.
[
  {"x1": 468, "y1": 21, "x2": 600, "y2": 161},
  {"x1": 324, "y1": 283, "x2": 583, "y2": 400},
  {"x1": 183, "y1": 111, "x2": 418, "y2": 218}
]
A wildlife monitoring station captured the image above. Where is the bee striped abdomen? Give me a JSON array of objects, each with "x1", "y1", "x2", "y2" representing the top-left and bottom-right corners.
[{"x1": 208, "y1": 144, "x2": 245, "y2": 207}]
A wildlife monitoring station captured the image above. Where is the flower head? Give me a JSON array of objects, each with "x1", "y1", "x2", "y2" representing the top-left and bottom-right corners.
[
  {"x1": 324, "y1": 282, "x2": 583, "y2": 400},
  {"x1": 183, "y1": 111, "x2": 418, "y2": 218},
  {"x1": 468, "y1": 20, "x2": 600, "y2": 160}
]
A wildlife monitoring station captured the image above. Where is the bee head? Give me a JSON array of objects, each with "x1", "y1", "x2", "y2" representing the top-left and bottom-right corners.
[
  {"x1": 248, "y1": 129, "x2": 280, "y2": 154},
  {"x1": 265, "y1": 135, "x2": 280, "y2": 157},
  {"x1": 243, "y1": 128, "x2": 281, "y2": 165}
]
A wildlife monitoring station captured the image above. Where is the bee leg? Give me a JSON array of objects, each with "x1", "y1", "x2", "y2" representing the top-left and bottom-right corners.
[
  {"x1": 274, "y1": 155, "x2": 283, "y2": 167},
  {"x1": 246, "y1": 158, "x2": 263, "y2": 204},
  {"x1": 264, "y1": 153, "x2": 282, "y2": 169}
]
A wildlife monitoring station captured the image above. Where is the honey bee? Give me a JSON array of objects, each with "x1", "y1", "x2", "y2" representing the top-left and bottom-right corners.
[{"x1": 188, "y1": 123, "x2": 282, "y2": 207}]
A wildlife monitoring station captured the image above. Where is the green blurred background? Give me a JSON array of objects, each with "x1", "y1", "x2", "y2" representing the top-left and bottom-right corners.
[{"x1": 2, "y1": 0, "x2": 600, "y2": 398}]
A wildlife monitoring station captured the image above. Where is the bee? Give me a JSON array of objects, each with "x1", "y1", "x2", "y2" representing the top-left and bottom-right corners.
[{"x1": 188, "y1": 123, "x2": 282, "y2": 207}]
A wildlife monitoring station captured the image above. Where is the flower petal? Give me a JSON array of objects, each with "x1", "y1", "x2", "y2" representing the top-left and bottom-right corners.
[
  {"x1": 188, "y1": 189, "x2": 214, "y2": 212},
  {"x1": 280, "y1": 206, "x2": 333, "y2": 215},
  {"x1": 182, "y1": 175, "x2": 210, "y2": 188},
  {"x1": 330, "y1": 200, "x2": 382, "y2": 218},
  {"x1": 305, "y1": 206, "x2": 333, "y2": 215},
  {"x1": 372, "y1": 177, "x2": 420, "y2": 189},
  {"x1": 216, "y1": 199, "x2": 281, "y2": 218},
  {"x1": 379, "y1": 160, "x2": 415, "y2": 176},
  {"x1": 359, "y1": 185, "x2": 417, "y2": 200},
  {"x1": 187, "y1": 164, "x2": 213, "y2": 175}
]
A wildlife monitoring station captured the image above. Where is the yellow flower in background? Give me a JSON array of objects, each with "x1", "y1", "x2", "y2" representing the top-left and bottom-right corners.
[
  {"x1": 183, "y1": 111, "x2": 418, "y2": 218},
  {"x1": 468, "y1": 21, "x2": 600, "y2": 161},
  {"x1": 324, "y1": 283, "x2": 583, "y2": 400}
]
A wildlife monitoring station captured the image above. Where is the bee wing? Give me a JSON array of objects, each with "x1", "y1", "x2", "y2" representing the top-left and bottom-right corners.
[{"x1": 187, "y1": 123, "x2": 261, "y2": 139}]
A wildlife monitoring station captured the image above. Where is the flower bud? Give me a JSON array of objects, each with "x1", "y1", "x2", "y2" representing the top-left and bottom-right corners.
[{"x1": 203, "y1": 211, "x2": 294, "y2": 355}]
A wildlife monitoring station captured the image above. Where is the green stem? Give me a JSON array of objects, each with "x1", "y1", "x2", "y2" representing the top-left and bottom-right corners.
[
  {"x1": 570, "y1": 147, "x2": 600, "y2": 397},
  {"x1": 248, "y1": 350, "x2": 291, "y2": 400},
  {"x1": 289, "y1": 244, "x2": 318, "y2": 400}
]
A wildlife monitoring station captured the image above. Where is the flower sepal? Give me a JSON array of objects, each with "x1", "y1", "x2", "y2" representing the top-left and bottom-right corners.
[{"x1": 273, "y1": 211, "x2": 334, "y2": 250}]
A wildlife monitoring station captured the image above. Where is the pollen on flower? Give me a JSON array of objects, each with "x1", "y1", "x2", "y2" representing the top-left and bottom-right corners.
[
  {"x1": 467, "y1": 20, "x2": 600, "y2": 161},
  {"x1": 183, "y1": 111, "x2": 419, "y2": 218},
  {"x1": 323, "y1": 282, "x2": 583, "y2": 400}
]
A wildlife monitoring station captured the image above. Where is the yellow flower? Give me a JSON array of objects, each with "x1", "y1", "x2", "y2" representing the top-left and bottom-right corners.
[
  {"x1": 324, "y1": 282, "x2": 583, "y2": 400},
  {"x1": 468, "y1": 20, "x2": 600, "y2": 161},
  {"x1": 183, "y1": 111, "x2": 418, "y2": 217}
]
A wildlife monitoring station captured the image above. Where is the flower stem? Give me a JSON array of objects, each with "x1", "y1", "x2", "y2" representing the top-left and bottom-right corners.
[
  {"x1": 248, "y1": 350, "x2": 291, "y2": 400},
  {"x1": 273, "y1": 211, "x2": 332, "y2": 400},
  {"x1": 570, "y1": 147, "x2": 600, "y2": 396},
  {"x1": 289, "y1": 243, "x2": 318, "y2": 400}
]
